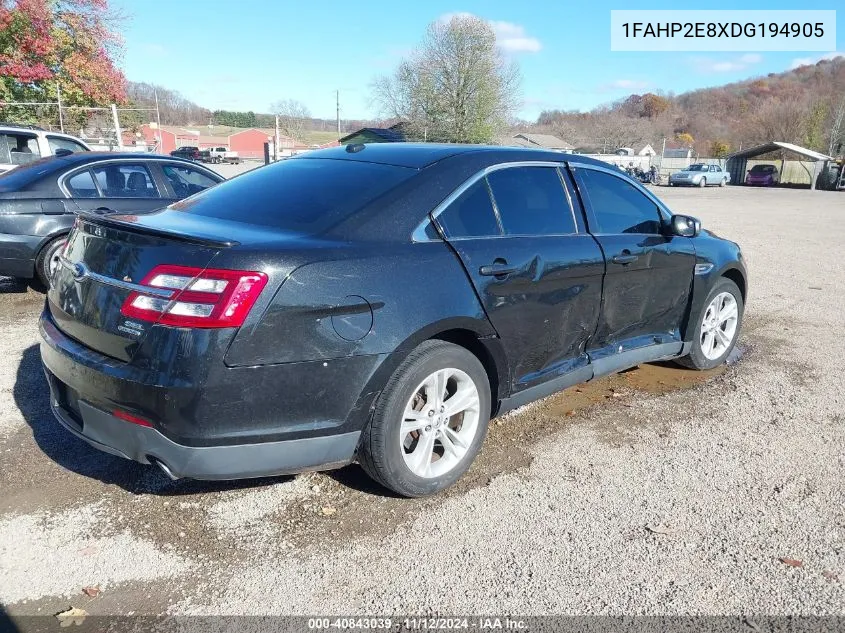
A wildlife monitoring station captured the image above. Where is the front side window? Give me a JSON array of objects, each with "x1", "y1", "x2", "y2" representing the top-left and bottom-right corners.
[
  {"x1": 47, "y1": 136, "x2": 89, "y2": 155},
  {"x1": 436, "y1": 180, "x2": 500, "y2": 238},
  {"x1": 486, "y1": 166, "x2": 575, "y2": 236},
  {"x1": 577, "y1": 168, "x2": 662, "y2": 235},
  {"x1": 66, "y1": 170, "x2": 99, "y2": 198},
  {"x1": 92, "y1": 164, "x2": 159, "y2": 198},
  {"x1": 688, "y1": 164, "x2": 707, "y2": 172},
  {"x1": 161, "y1": 163, "x2": 219, "y2": 198}
]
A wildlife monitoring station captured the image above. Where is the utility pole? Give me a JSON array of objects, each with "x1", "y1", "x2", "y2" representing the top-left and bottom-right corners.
[
  {"x1": 659, "y1": 136, "x2": 666, "y2": 170},
  {"x1": 154, "y1": 89, "x2": 162, "y2": 152},
  {"x1": 274, "y1": 115, "x2": 280, "y2": 162},
  {"x1": 111, "y1": 103, "x2": 123, "y2": 150},
  {"x1": 56, "y1": 83, "x2": 64, "y2": 132},
  {"x1": 336, "y1": 90, "x2": 340, "y2": 136}
]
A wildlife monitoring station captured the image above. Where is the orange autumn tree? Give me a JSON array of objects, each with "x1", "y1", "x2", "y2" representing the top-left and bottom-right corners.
[{"x1": 0, "y1": 0, "x2": 126, "y2": 125}]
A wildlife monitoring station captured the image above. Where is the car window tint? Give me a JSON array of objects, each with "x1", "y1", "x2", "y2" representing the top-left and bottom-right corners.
[
  {"x1": 161, "y1": 164, "x2": 219, "y2": 199},
  {"x1": 66, "y1": 170, "x2": 99, "y2": 198},
  {"x1": 486, "y1": 166, "x2": 575, "y2": 236},
  {"x1": 92, "y1": 164, "x2": 159, "y2": 198},
  {"x1": 47, "y1": 136, "x2": 88, "y2": 154},
  {"x1": 437, "y1": 180, "x2": 500, "y2": 238},
  {"x1": 578, "y1": 168, "x2": 662, "y2": 234},
  {"x1": 170, "y1": 157, "x2": 415, "y2": 234}
]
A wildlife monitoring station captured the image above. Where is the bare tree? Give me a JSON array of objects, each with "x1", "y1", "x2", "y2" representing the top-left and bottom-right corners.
[
  {"x1": 373, "y1": 14, "x2": 521, "y2": 144},
  {"x1": 270, "y1": 99, "x2": 311, "y2": 142}
]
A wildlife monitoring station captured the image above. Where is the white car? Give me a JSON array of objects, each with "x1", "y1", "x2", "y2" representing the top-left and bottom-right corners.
[
  {"x1": 0, "y1": 123, "x2": 91, "y2": 174},
  {"x1": 668, "y1": 163, "x2": 730, "y2": 187}
]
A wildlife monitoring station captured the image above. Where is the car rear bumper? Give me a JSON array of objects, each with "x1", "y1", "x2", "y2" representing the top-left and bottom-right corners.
[
  {"x1": 0, "y1": 232, "x2": 41, "y2": 277},
  {"x1": 39, "y1": 307, "x2": 380, "y2": 480},
  {"x1": 44, "y1": 383, "x2": 360, "y2": 480}
]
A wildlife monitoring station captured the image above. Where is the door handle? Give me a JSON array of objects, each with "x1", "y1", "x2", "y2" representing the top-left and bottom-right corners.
[
  {"x1": 95, "y1": 207, "x2": 114, "y2": 213},
  {"x1": 612, "y1": 253, "x2": 639, "y2": 265},
  {"x1": 479, "y1": 259, "x2": 518, "y2": 277}
]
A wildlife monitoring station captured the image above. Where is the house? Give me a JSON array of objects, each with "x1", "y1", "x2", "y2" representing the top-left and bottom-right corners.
[
  {"x1": 507, "y1": 133, "x2": 574, "y2": 153},
  {"x1": 139, "y1": 124, "x2": 300, "y2": 159},
  {"x1": 338, "y1": 126, "x2": 406, "y2": 145},
  {"x1": 615, "y1": 144, "x2": 657, "y2": 157}
]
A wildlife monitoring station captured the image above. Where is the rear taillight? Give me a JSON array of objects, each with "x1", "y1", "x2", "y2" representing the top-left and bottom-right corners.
[{"x1": 120, "y1": 264, "x2": 268, "y2": 328}]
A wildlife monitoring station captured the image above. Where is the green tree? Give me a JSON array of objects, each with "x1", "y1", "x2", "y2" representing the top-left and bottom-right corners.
[
  {"x1": 709, "y1": 140, "x2": 731, "y2": 158},
  {"x1": 0, "y1": 0, "x2": 126, "y2": 127},
  {"x1": 373, "y1": 14, "x2": 521, "y2": 144}
]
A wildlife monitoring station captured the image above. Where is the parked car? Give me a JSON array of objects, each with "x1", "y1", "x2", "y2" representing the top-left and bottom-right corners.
[
  {"x1": 170, "y1": 146, "x2": 200, "y2": 161},
  {"x1": 206, "y1": 146, "x2": 240, "y2": 164},
  {"x1": 668, "y1": 163, "x2": 730, "y2": 187},
  {"x1": 0, "y1": 153, "x2": 223, "y2": 285},
  {"x1": 745, "y1": 164, "x2": 779, "y2": 186},
  {"x1": 0, "y1": 123, "x2": 91, "y2": 174},
  {"x1": 40, "y1": 144, "x2": 747, "y2": 497}
]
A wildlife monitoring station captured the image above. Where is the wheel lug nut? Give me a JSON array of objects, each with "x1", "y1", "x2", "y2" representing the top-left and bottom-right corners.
[
  {"x1": 428, "y1": 410, "x2": 434, "y2": 417},
  {"x1": 425, "y1": 425, "x2": 431, "y2": 432},
  {"x1": 440, "y1": 406, "x2": 445, "y2": 413}
]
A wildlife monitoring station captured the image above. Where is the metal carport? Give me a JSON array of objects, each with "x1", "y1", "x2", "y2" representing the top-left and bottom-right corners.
[{"x1": 726, "y1": 142, "x2": 833, "y2": 190}]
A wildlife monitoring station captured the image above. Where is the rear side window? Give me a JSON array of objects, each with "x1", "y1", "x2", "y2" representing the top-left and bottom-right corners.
[
  {"x1": 486, "y1": 166, "x2": 575, "y2": 236},
  {"x1": 170, "y1": 158, "x2": 415, "y2": 234},
  {"x1": 577, "y1": 168, "x2": 662, "y2": 234},
  {"x1": 92, "y1": 164, "x2": 159, "y2": 198},
  {"x1": 436, "y1": 180, "x2": 500, "y2": 238},
  {"x1": 66, "y1": 170, "x2": 99, "y2": 198}
]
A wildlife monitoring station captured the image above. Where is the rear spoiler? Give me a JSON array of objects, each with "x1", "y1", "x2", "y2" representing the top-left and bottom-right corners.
[{"x1": 76, "y1": 211, "x2": 240, "y2": 248}]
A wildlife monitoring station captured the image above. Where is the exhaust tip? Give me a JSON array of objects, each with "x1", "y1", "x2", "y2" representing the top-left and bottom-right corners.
[{"x1": 148, "y1": 456, "x2": 179, "y2": 480}]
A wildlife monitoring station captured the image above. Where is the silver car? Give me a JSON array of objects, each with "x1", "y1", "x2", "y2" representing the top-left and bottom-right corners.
[{"x1": 669, "y1": 163, "x2": 730, "y2": 187}]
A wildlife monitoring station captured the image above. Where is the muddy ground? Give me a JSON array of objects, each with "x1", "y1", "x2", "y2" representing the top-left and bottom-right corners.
[{"x1": 0, "y1": 185, "x2": 842, "y2": 618}]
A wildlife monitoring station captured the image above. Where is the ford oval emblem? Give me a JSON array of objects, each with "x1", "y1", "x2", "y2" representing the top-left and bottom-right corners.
[{"x1": 71, "y1": 263, "x2": 88, "y2": 281}]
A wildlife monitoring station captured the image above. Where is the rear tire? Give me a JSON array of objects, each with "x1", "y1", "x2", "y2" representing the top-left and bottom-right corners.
[
  {"x1": 720, "y1": 178, "x2": 727, "y2": 187},
  {"x1": 676, "y1": 278, "x2": 743, "y2": 370},
  {"x1": 35, "y1": 235, "x2": 67, "y2": 287},
  {"x1": 358, "y1": 340, "x2": 491, "y2": 497}
]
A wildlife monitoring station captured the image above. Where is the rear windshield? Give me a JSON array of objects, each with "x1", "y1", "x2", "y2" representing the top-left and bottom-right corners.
[{"x1": 170, "y1": 158, "x2": 416, "y2": 234}]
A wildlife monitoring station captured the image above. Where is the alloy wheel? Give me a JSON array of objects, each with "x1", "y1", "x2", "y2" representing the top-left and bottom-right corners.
[
  {"x1": 48, "y1": 239, "x2": 67, "y2": 279},
  {"x1": 400, "y1": 367, "x2": 481, "y2": 479},
  {"x1": 700, "y1": 291, "x2": 739, "y2": 360}
]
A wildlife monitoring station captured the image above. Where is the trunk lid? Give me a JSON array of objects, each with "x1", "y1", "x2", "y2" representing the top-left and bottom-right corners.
[{"x1": 48, "y1": 213, "x2": 226, "y2": 362}]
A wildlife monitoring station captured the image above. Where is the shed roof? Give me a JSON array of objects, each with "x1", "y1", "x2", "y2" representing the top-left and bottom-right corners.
[
  {"x1": 728, "y1": 142, "x2": 832, "y2": 161},
  {"x1": 512, "y1": 133, "x2": 574, "y2": 150}
]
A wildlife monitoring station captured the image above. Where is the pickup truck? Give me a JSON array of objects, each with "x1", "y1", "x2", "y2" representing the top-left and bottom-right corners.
[
  {"x1": 170, "y1": 146, "x2": 200, "y2": 161},
  {"x1": 206, "y1": 146, "x2": 240, "y2": 164}
]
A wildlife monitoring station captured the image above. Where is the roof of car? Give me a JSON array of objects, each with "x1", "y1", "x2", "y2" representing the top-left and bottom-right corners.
[
  {"x1": 0, "y1": 152, "x2": 215, "y2": 193},
  {"x1": 295, "y1": 143, "x2": 609, "y2": 169}
]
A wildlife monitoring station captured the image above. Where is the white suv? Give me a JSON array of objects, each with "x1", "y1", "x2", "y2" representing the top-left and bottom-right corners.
[{"x1": 0, "y1": 123, "x2": 92, "y2": 173}]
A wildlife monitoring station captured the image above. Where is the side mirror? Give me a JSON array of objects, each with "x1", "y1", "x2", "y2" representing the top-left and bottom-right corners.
[{"x1": 670, "y1": 214, "x2": 701, "y2": 237}]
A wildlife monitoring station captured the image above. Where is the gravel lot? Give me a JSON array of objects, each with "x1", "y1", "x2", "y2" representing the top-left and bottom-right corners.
[{"x1": 0, "y1": 185, "x2": 843, "y2": 617}]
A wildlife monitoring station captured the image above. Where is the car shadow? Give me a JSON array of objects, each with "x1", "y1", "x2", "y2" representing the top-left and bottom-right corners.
[
  {"x1": 0, "y1": 276, "x2": 33, "y2": 294},
  {"x1": 14, "y1": 344, "x2": 293, "y2": 496}
]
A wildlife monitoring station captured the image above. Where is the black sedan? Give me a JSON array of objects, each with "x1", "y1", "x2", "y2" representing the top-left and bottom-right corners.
[
  {"x1": 40, "y1": 144, "x2": 747, "y2": 497},
  {"x1": 0, "y1": 152, "x2": 223, "y2": 285}
]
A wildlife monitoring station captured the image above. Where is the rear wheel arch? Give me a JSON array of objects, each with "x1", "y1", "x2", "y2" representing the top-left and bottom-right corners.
[{"x1": 430, "y1": 328, "x2": 504, "y2": 408}]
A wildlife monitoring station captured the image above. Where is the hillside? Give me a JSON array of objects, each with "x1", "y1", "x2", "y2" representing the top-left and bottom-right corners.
[{"x1": 535, "y1": 57, "x2": 845, "y2": 157}]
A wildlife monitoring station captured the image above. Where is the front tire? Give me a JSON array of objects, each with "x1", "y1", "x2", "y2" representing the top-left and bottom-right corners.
[
  {"x1": 35, "y1": 235, "x2": 67, "y2": 287},
  {"x1": 698, "y1": 177, "x2": 707, "y2": 188},
  {"x1": 677, "y1": 278, "x2": 743, "y2": 370},
  {"x1": 358, "y1": 340, "x2": 491, "y2": 497}
]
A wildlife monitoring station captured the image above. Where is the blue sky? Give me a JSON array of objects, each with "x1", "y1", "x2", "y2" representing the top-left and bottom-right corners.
[{"x1": 113, "y1": 0, "x2": 843, "y2": 121}]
